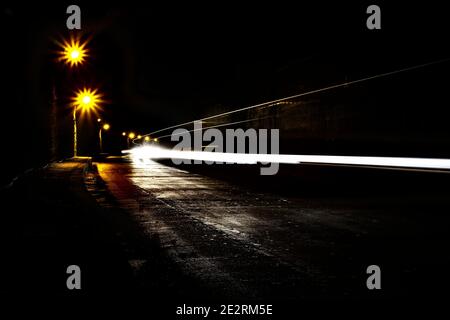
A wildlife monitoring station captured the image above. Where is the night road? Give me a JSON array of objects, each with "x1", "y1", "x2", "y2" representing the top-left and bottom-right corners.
[
  {"x1": 89, "y1": 157, "x2": 450, "y2": 301},
  {"x1": 3, "y1": 2, "x2": 450, "y2": 316}
]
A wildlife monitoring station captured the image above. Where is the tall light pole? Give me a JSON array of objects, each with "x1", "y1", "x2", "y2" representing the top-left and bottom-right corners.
[
  {"x1": 72, "y1": 88, "x2": 103, "y2": 157},
  {"x1": 54, "y1": 36, "x2": 90, "y2": 158},
  {"x1": 99, "y1": 123, "x2": 110, "y2": 153},
  {"x1": 73, "y1": 107, "x2": 78, "y2": 157},
  {"x1": 122, "y1": 132, "x2": 129, "y2": 148},
  {"x1": 128, "y1": 132, "x2": 136, "y2": 149},
  {"x1": 58, "y1": 36, "x2": 94, "y2": 158}
]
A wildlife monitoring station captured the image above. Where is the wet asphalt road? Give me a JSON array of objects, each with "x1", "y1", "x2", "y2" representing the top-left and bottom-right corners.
[{"x1": 95, "y1": 158, "x2": 450, "y2": 300}]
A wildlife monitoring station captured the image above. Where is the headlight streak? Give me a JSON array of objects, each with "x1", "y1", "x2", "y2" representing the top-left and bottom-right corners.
[{"x1": 124, "y1": 145, "x2": 450, "y2": 171}]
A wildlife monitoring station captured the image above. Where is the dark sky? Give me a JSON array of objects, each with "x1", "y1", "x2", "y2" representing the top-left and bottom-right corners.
[
  {"x1": 1, "y1": 1, "x2": 450, "y2": 178},
  {"x1": 6, "y1": 2, "x2": 449, "y2": 124}
]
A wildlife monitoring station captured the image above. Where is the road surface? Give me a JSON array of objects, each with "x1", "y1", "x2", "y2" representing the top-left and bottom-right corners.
[{"x1": 93, "y1": 158, "x2": 450, "y2": 300}]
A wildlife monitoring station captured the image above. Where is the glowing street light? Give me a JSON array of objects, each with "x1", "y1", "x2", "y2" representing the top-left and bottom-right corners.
[
  {"x1": 73, "y1": 88, "x2": 103, "y2": 114},
  {"x1": 144, "y1": 136, "x2": 150, "y2": 142},
  {"x1": 126, "y1": 132, "x2": 136, "y2": 149},
  {"x1": 137, "y1": 135, "x2": 142, "y2": 139},
  {"x1": 71, "y1": 87, "x2": 104, "y2": 157},
  {"x1": 99, "y1": 123, "x2": 110, "y2": 153},
  {"x1": 58, "y1": 36, "x2": 89, "y2": 67},
  {"x1": 51, "y1": 36, "x2": 90, "y2": 158},
  {"x1": 122, "y1": 132, "x2": 127, "y2": 136}
]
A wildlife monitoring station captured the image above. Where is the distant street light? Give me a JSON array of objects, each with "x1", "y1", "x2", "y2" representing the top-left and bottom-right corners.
[
  {"x1": 99, "y1": 123, "x2": 110, "y2": 153},
  {"x1": 127, "y1": 132, "x2": 136, "y2": 149},
  {"x1": 144, "y1": 136, "x2": 150, "y2": 142}
]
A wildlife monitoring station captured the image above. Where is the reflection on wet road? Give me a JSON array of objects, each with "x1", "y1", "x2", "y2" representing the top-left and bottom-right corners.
[{"x1": 95, "y1": 159, "x2": 450, "y2": 299}]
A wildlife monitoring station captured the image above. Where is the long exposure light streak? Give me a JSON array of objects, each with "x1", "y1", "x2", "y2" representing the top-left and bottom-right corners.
[{"x1": 125, "y1": 145, "x2": 450, "y2": 170}]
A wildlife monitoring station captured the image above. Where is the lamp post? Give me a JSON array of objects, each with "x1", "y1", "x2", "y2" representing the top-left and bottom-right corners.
[
  {"x1": 99, "y1": 123, "x2": 110, "y2": 153},
  {"x1": 122, "y1": 132, "x2": 129, "y2": 148},
  {"x1": 55, "y1": 36, "x2": 90, "y2": 158},
  {"x1": 73, "y1": 107, "x2": 78, "y2": 157},
  {"x1": 128, "y1": 132, "x2": 135, "y2": 149},
  {"x1": 58, "y1": 36, "x2": 96, "y2": 158},
  {"x1": 72, "y1": 88, "x2": 103, "y2": 157}
]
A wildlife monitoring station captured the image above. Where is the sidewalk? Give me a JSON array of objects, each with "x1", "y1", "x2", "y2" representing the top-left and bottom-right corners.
[
  {"x1": 0, "y1": 158, "x2": 208, "y2": 301},
  {"x1": 0, "y1": 159, "x2": 134, "y2": 295}
]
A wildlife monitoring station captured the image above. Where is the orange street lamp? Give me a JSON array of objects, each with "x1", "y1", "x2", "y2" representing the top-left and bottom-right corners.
[
  {"x1": 71, "y1": 87, "x2": 103, "y2": 157},
  {"x1": 126, "y1": 132, "x2": 136, "y2": 149},
  {"x1": 99, "y1": 123, "x2": 110, "y2": 153},
  {"x1": 58, "y1": 36, "x2": 89, "y2": 67}
]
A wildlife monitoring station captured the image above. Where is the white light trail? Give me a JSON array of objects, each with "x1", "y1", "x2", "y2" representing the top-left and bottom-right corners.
[{"x1": 124, "y1": 145, "x2": 450, "y2": 170}]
